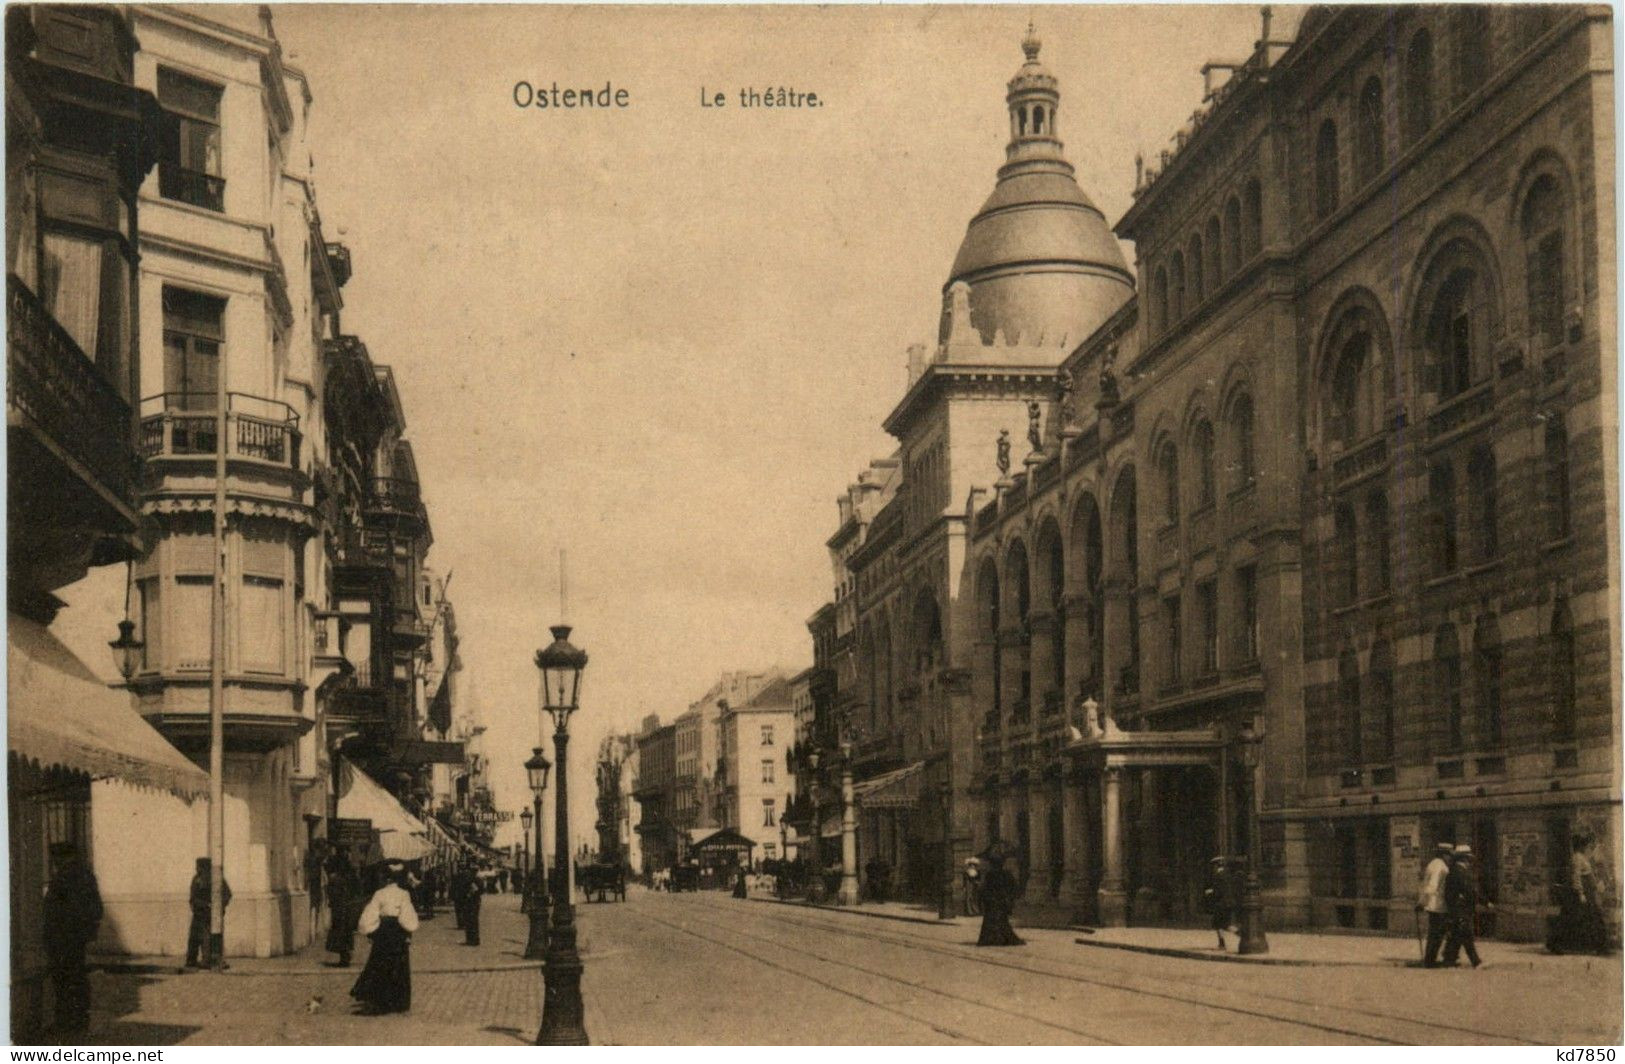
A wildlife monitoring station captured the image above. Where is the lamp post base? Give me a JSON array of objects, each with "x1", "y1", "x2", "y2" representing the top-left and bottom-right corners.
[
  {"x1": 537, "y1": 904, "x2": 589, "y2": 1045},
  {"x1": 524, "y1": 892, "x2": 550, "y2": 960},
  {"x1": 1237, "y1": 874, "x2": 1269, "y2": 955},
  {"x1": 837, "y1": 875, "x2": 860, "y2": 907}
]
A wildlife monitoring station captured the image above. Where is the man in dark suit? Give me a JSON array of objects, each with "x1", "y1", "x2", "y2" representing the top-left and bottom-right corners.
[
  {"x1": 1442, "y1": 844, "x2": 1484, "y2": 968},
  {"x1": 185, "y1": 857, "x2": 231, "y2": 968}
]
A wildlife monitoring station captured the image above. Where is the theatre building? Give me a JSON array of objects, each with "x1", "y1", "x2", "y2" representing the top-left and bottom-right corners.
[{"x1": 836, "y1": 8, "x2": 1618, "y2": 939}]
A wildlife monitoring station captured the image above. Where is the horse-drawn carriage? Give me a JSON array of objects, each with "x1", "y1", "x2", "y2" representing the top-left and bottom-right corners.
[{"x1": 578, "y1": 861, "x2": 627, "y2": 902}]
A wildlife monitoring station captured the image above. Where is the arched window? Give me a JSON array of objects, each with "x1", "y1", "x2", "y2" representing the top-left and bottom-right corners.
[
  {"x1": 1426, "y1": 264, "x2": 1486, "y2": 400},
  {"x1": 1429, "y1": 461, "x2": 1458, "y2": 577},
  {"x1": 1435, "y1": 623, "x2": 1463, "y2": 753},
  {"x1": 1338, "y1": 648, "x2": 1362, "y2": 764},
  {"x1": 1521, "y1": 173, "x2": 1566, "y2": 345},
  {"x1": 1044, "y1": 531, "x2": 1065, "y2": 693},
  {"x1": 1366, "y1": 490, "x2": 1391, "y2": 593},
  {"x1": 1369, "y1": 640, "x2": 1396, "y2": 762},
  {"x1": 1243, "y1": 180, "x2": 1263, "y2": 258},
  {"x1": 1231, "y1": 393, "x2": 1256, "y2": 490},
  {"x1": 1551, "y1": 600, "x2": 1575, "y2": 741},
  {"x1": 1334, "y1": 502, "x2": 1358, "y2": 606},
  {"x1": 1474, "y1": 615, "x2": 1502, "y2": 748},
  {"x1": 1403, "y1": 29, "x2": 1434, "y2": 146},
  {"x1": 1113, "y1": 470, "x2": 1139, "y2": 586},
  {"x1": 1467, "y1": 445, "x2": 1497, "y2": 563},
  {"x1": 1007, "y1": 544, "x2": 1032, "y2": 717},
  {"x1": 1224, "y1": 198, "x2": 1242, "y2": 276},
  {"x1": 1170, "y1": 251, "x2": 1187, "y2": 322},
  {"x1": 1206, "y1": 216, "x2": 1223, "y2": 286},
  {"x1": 1033, "y1": 105, "x2": 1046, "y2": 135},
  {"x1": 1315, "y1": 119, "x2": 1340, "y2": 219},
  {"x1": 980, "y1": 564, "x2": 1002, "y2": 723},
  {"x1": 1159, "y1": 443, "x2": 1180, "y2": 525},
  {"x1": 1153, "y1": 267, "x2": 1169, "y2": 335},
  {"x1": 1355, "y1": 77, "x2": 1385, "y2": 185},
  {"x1": 1453, "y1": 6, "x2": 1491, "y2": 103},
  {"x1": 1329, "y1": 330, "x2": 1375, "y2": 446},
  {"x1": 1193, "y1": 419, "x2": 1216, "y2": 509},
  {"x1": 1189, "y1": 235, "x2": 1205, "y2": 304},
  {"x1": 1546, "y1": 414, "x2": 1571, "y2": 540}
]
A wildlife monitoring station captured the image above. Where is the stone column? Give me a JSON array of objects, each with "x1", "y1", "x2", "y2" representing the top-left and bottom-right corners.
[
  {"x1": 999, "y1": 785, "x2": 1019, "y2": 849},
  {"x1": 1060, "y1": 770, "x2": 1093, "y2": 923},
  {"x1": 1135, "y1": 767, "x2": 1161, "y2": 918},
  {"x1": 1098, "y1": 765, "x2": 1127, "y2": 926},
  {"x1": 1026, "y1": 776, "x2": 1052, "y2": 900}
]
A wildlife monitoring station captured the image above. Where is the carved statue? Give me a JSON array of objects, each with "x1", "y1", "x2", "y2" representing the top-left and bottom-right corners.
[
  {"x1": 1056, "y1": 368, "x2": 1076, "y2": 427},
  {"x1": 1099, "y1": 344, "x2": 1120, "y2": 405},
  {"x1": 996, "y1": 430, "x2": 1011, "y2": 477},
  {"x1": 1027, "y1": 400, "x2": 1043, "y2": 451}
]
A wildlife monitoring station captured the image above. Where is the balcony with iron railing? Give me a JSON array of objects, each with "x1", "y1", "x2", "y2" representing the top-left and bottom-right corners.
[
  {"x1": 8, "y1": 274, "x2": 137, "y2": 507},
  {"x1": 365, "y1": 476, "x2": 425, "y2": 524},
  {"x1": 139, "y1": 392, "x2": 301, "y2": 472},
  {"x1": 158, "y1": 162, "x2": 224, "y2": 212}
]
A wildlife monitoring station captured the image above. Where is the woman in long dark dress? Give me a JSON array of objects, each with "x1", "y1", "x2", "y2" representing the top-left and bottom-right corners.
[
  {"x1": 325, "y1": 849, "x2": 361, "y2": 967},
  {"x1": 976, "y1": 845, "x2": 1025, "y2": 947},
  {"x1": 351, "y1": 861, "x2": 420, "y2": 1014}
]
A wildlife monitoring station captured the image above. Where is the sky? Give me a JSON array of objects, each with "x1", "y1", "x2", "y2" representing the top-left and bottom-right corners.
[{"x1": 60, "y1": 4, "x2": 1293, "y2": 854}]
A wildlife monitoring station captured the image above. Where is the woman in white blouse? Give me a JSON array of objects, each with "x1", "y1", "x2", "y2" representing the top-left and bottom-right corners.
[{"x1": 350, "y1": 860, "x2": 419, "y2": 1014}]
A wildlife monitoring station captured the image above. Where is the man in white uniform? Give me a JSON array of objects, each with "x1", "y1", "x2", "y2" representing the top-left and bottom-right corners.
[{"x1": 1416, "y1": 841, "x2": 1454, "y2": 967}]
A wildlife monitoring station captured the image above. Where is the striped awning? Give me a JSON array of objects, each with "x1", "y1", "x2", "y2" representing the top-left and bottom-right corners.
[
  {"x1": 336, "y1": 758, "x2": 429, "y2": 861},
  {"x1": 7, "y1": 616, "x2": 208, "y2": 800}
]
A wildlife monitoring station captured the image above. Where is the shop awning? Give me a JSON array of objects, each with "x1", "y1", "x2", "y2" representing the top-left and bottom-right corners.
[
  {"x1": 335, "y1": 757, "x2": 429, "y2": 861},
  {"x1": 852, "y1": 760, "x2": 926, "y2": 810},
  {"x1": 691, "y1": 828, "x2": 757, "y2": 854},
  {"x1": 7, "y1": 616, "x2": 208, "y2": 801}
]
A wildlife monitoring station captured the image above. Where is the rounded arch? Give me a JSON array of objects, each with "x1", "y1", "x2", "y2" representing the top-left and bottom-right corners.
[
  {"x1": 1223, "y1": 196, "x2": 1243, "y2": 275},
  {"x1": 1220, "y1": 371, "x2": 1259, "y2": 492},
  {"x1": 1066, "y1": 490, "x2": 1104, "y2": 598},
  {"x1": 1107, "y1": 463, "x2": 1139, "y2": 584},
  {"x1": 975, "y1": 555, "x2": 1001, "y2": 638},
  {"x1": 1313, "y1": 286, "x2": 1395, "y2": 447},
  {"x1": 1001, "y1": 536, "x2": 1032, "y2": 629},
  {"x1": 1205, "y1": 215, "x2": 1223, "y2": 286},
  {"x1": 1511, "y1": 149, "x2": 1579, "y2": 343},
  {"x1": 1407, "y1": 218, "x2": 1505, "y2": 403},
  {"x1": 1188, "y1": 232, "x2": 1206, "y2": 304},
  {"x1": 1033, "y1": 516, "x2": 1065, "y2": 610},
  {"x1": 909, "y1": 584, "x2": 944, "y2": 676}
]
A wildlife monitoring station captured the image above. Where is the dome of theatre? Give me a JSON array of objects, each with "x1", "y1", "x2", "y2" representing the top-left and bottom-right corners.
[{"x1": 939, "y1": 27, "x2": 1133, "y2": 351}]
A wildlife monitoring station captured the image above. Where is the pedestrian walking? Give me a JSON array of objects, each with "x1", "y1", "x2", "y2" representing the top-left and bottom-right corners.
[
  {"x1": 963, "y1": 857, "x2": 983, "y2": 917},
  {"x1": 732, "y1": 865, "x2": 748, "y2": 899},
  {"x1": 1553, "y1": 834, "x2": 1611, "y2": 954},
  {"x1": 351, "y1": 861, "x2": 419, "y2": 1015},
  {"x1": 306, "y1": 840, "x2": 327, "y2": 935},
  {"x1": 185, "y1": 857, "x2": 231, "y2": 968},
  {"x1": 449, "y1": 862, "x2": 469, "y2": 930},
  {"x1": 1416, "y1": 841, "x2": 1453, "y2": 967},
  {"x1": 325, "y1": 848, "x2": 361, "y2": 967},
  {"x1": 42, "y1": 844, "x2": 102, "y2": 1035},
  {"x1": 1201, "y1": 856, "x2": 1236, "y2": 951},
  {"x1": 1442, "y1": 844, "x2": 1485, "y2": 968},
  {"x1": 976, "y1": 843, "x2": 1024, "y2": 947},
  {"x1": 458, "y1": 863, "x2": 483, "y2": 946}
]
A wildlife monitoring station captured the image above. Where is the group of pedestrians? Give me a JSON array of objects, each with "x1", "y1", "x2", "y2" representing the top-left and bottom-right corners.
[{"x1": 1417, "y1": 842, "x2": 1488, "y2": 968}]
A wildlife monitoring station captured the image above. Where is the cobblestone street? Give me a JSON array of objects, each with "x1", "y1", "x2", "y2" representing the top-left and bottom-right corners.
[{"x1": 71, "y1": 887, "x2": 1624, "y2": 1045}]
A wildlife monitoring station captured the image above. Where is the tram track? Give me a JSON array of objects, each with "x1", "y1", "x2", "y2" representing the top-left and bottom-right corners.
[
  {"x1": 629, "y1": 898, "x2": 1401, "y2": 1045},
  {"x1": 658, "y1": 892, "x2": 1550, "y2": 1045}
]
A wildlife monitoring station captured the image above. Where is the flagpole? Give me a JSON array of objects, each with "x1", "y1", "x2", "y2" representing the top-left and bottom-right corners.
[{"x1": 208, "y1": 346, "x2": 228, "y2": 965}]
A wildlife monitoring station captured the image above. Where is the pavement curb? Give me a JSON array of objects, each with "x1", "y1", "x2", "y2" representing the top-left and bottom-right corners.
[
  {"x1": 91, "y1": 958, "x2": 544, "y2": 977},
  {"x1": 1072, "y1": 938, "x2": 1370, "y2": 967},
  {"x1": 748, "y1": 895, "x2": 958, "y2": 927}
]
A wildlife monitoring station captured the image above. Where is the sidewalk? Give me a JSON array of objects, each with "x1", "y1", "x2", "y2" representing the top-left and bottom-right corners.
[
  {"x1": 1071, "y1": 924, "x2": 1613, "y2": 970},
  {"x1": 90, "y1": 891, "x2": 542, "y2": 976},
  {"x1": 748, "y1": 893, "x2": 958, "y2": 926}
]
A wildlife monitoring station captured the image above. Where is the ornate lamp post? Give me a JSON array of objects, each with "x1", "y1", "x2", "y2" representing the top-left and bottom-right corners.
[
  {"x1": 523, "y1": 747, "x2": 551, "y2": 958},
  {"x1": 109, "y1": 618, "x2": 144, "y2": 682},
  {"x1": 519, "y1": 806, "x2": 533, "y2": 913},
  {"x1": 804, "y1": 746, "x2": 826, "y2": 903},
  {"x1": 535, "y1": 625, "x2": 589, "y2": 1045},
  {"x1": 1237, "y1": 719, "x2": 1269, "y2": 955}
]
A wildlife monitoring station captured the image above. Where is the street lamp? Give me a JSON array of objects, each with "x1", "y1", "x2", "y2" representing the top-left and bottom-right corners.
[
  {"x1": 535, "y1": 624, "x2": 589, "y2": 1046},
  {"x1": 519, "y1": 806, "x2": 533, "y2": 913},
  {"x1": 1237, "y1": 719, "x2": 1269, "y2": 955},
  {"x1": 523, "y1": 746, "x2": 551, "y2": 959},
  {"x1": 109, "y1": 618, "x2": 143, "y2": 682}
]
